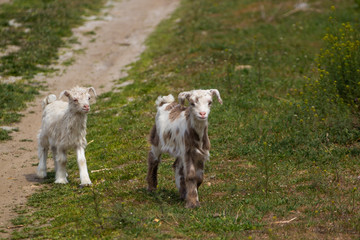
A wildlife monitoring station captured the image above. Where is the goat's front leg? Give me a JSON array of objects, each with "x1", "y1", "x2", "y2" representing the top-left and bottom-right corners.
[
  {"x1": 76, "y1": 147, "x2": 91, "y2": 186},
  {"x1": 185, "y1": 157, "x2": 200, "y2": 208},
  {"x1": 76, "y1": 147, "x2": 92, "y2": 186},
  {"x1": 55, "y1": 150, "x2": 68, "y2": 184},
  {"x1": 147, "y1": 146, "x2": 161, "y2": 191}
]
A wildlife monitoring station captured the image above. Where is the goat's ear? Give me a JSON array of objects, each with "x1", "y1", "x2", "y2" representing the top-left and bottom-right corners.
[
  {"x1": 178, "y1": 91, "x2": 191, "y2": 105},
  {"x1": 209, "y1": 89, "x2": 223, "y2": 104},
  {"x1": 59, "y1": 90, "x2": 71, "y2": 99},
  {"x1": 88, "y1": 87, "x2": 97, "y2": 97}
]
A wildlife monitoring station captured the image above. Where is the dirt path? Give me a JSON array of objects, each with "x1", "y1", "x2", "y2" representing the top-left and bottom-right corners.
[{"x1": 0, "y1": 0, "x2": 179, "y2": 237}]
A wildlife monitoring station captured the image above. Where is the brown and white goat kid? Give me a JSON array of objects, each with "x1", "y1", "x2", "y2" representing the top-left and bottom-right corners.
[
  {"x1": 37, "y1": 86, "x2": 96, "y2": 186},
  {"x1": 147, "y1": 89, "x2": 222, "y2": 208}
]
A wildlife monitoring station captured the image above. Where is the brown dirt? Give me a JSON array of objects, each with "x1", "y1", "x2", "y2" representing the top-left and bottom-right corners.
[{"x1": 0, "y1": 0, "x2": 179, "y2": 237}]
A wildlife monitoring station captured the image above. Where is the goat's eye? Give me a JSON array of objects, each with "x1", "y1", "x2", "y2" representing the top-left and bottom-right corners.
[
  {"x1": 208, "y1": 101, "x2": 212, "y2": 106},
  {"x1": 74, "y1": 99, "x2": 78, "y2": 102},
  {"x1": 190, "y1": 103, "x2": 195, "y2": 107},
  {"x1": 88, "y1": 97, "x2": 91, "y2": 100}
]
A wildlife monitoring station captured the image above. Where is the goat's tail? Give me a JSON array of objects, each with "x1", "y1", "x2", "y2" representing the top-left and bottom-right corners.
[
  {"x1": 42, "y1": 94, "x2": 57, "y2": 110},
  {"x1": 155, "y1": 94, "x2": 175, "y2": 107}
]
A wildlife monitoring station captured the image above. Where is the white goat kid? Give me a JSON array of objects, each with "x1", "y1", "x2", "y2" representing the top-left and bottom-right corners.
[
  {"x1": 147, "y1": 89, "x2": 222, "y2": 208},
  {"x1": 37, "y1": 86, "x2": 96, "y2": 186}
]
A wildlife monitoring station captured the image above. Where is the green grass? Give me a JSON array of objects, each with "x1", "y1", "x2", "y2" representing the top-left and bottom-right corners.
[
  {"x1": 6, "y1": 0, "x2": 360, "y2": 239},
  {"x1": 0, "y1": 128, "x2": 11, "y2": 141},
  {"x1": 0, "y1": 81, "x2": 39, "y2": 140},
  {"x1": 0, "y1": 0, "x2": 105, "y2": 140}
]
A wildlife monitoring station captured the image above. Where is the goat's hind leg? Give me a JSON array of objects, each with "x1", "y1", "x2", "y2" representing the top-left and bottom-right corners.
[
  {"x1": 51, "y1": 146, "x2": 57, "y2": 173},
  {"x1": 173, "y1": 157, "x2": 186, "y2": 200},
  {"x1": 54, "y1": 150, "x2": 68, "y2": 184},
  {"x1": 37, "y1": 143, "x2": 48, "y2": 179},
  {"x1": 146, "y1": 146, "x2": 161, "y2": 191},
  {"x1": 195, "y1": 155, "x2": 205, "y2": 189},
  {"x1": 184, "y1": 155, "x2": 201, "y2": 208}
]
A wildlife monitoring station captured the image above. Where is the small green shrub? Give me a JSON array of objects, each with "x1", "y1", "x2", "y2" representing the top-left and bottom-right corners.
[
  {"x1": 317, "y1": 12, "x2": 360, "y2": 107},
  {"x1": 289, "y1": 7, "x2": 360, "y2": 145},
  {"x1": 0, "y1": 128, "x2": 11, "y2": 141}
]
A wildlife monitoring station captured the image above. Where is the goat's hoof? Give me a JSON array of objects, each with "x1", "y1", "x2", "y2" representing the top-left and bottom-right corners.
[
  {"x1": 54, "y1": 178, "x2": 68, "y2": 184},
  {"x1": 80, "y1": 177, "x2": 92, "y2": 186},
  {"x1": 185, "y1": 201, "x2": 200, "y2": 209},
  {"x1": 80, "y1": 182, "x2": 92, "y2": 187},
  {"x1": 180, "y1": 193, "x2": 186, "y2": 201},
  {"x1": 147, "y1": 186, "x2": 157, "y2": 192}
]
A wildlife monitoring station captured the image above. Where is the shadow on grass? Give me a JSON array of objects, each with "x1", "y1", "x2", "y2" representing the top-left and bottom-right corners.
[
  {"x1": 26, "y1": 171, "x2": 56, "y2": 185},
  {"x1": 24, "y1": 173, "x2": 44, "y2": 184},
  {"x1": 136, "y1": 187, "x2": 183, "y2": 206}
]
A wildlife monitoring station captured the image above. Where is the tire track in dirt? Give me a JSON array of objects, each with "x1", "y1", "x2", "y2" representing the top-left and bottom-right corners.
[{"x1": 0, "y1": 0, "x2": 179, "y2": 237}]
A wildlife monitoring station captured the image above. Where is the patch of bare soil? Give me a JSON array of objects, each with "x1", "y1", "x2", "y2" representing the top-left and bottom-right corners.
[{"x1": 0, "y1": 0, "x2": 179, "y2": 237}]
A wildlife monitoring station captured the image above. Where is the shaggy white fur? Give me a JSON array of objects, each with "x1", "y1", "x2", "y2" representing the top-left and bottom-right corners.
[{"x1": 37, "y1": 86, "x2": 96, "y2": 186}]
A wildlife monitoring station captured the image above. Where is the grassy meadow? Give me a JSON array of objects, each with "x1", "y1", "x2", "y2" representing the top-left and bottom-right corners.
[{"x1": 1, "y1": 0, "x2": 360, "y2": 239}]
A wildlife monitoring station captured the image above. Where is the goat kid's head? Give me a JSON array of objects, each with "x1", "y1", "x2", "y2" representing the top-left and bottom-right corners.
[
  {"x1": 60, "y1": 86, "x2": 97, "y2": 113},
  {"x1": 178, "y1": 89, "x2": 222, "y2": 121}
]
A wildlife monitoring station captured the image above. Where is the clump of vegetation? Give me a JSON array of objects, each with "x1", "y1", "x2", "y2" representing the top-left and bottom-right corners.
[
  {"x1": 0, "y1": 82, "x2": 39, "y2": 123},
  {"x1": 0, "y1": 82, "x2": 39, "y2": 140},
  {"x1": 0, "y1": 128, "x2": 12, "y2": 141}
]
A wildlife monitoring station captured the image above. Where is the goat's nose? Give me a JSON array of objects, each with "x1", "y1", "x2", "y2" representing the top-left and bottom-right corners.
[
  {"x1": 199, "y1": 111, "x2": 206, "y2": 117},
  {"x1": 84, "y1": 105, "x2": 90, "y2": 110}
]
